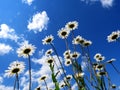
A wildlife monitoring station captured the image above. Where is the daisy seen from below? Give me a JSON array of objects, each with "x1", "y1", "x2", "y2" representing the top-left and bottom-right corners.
[
  {"x1": 75, "y1": 72, "x2": 84, "y2": 78},
  {"x1": 71, "y1": 51, "x2": 81, "y2": 59},
  {"x1": 107, "y1": 30, "x2": 120, "y2": 42},
  {"x1": 65, "y1": 21, "x2": 78, "y2": 31},
  {"x1": 5, "y1": 61, "x2": 25, "y2": 90},
  {"x1": 42, "y1": 35, "x2": 54, "y2": 45},
  {"x1": 63, "y1": 50, "x2": 71, "y2": 56},
  {"x1": 107, "y1": 58, "x2": 116, "y2": 63},
  {"x1": 45, "y1": 49, "x2": 53, "y2": 56},
  {"x1": 16, "y1": 40, "x2": 36, "y2": 58},
  {"x1": 82, "y1": 40, "x2": 92, "y2": 47},
  {"x1": 58, "y1": 27, "x2": 70, "y2": 39},
  {"x1": 72, "y1": 35, "x2": 85, "y2": 45},
  {"x1": 46, "y1": 57, "x2": 54, "y2": 64},
  {"x1": 5, "y1": 61, "x2": 25, "y2": 77},
  {"x1": 94, "y1": 53, "x2": 105, "y2": 62},
  {"x1": 65, "y1": 59, "x2": 72, "y2": 66}
]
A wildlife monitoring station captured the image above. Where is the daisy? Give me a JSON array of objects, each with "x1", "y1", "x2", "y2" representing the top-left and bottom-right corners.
[
  {"x1": 45, "y1": 49, "x2": 53, "y2": 56},
  {"x1": 75, "y1": 72, "x2": 84, "y2": 78},
  {"x1": 5, "y1": 61, "x2": 25, "y2": 77},
  {"x1": 111, "y1": 84, "x2": 116, "y2": 89},
  {"x1": 95, "y1": 64, "x2": 104, "y2": 71},
  {"x1": 72, "y1": 35, "x2": 85, "y2": 45},
  {"x1": 96, "y1": 71, "x2": 107, "y2": 77},
  {"x1": 58, "y1": 27, "x2": 70, "y2": 39},
  {"x1": 64, "y1": 74, "x2": 72, "y2": 81},
  {"x1": 94, "y1": 53, "x2": 105, "y2": 62},
  {"x1": 65, "y1": 21, "x2": 78, "y2": 31},
  {"x1": 42, "y1": 35, "x2": 54, "y2": 45},
  {"x1": 82, "y1": 40, "x2": 92, "y2": 47},
  {"x1": 71, "y1": 51, "x2": 81, "y2": 59},
  {"x1": 46, "y1": 57, "x2": 54, "y2": 64},
  {"x1": 40, "y1": 75, "x2": 47, "y2": 81},
  {"x1": 63, "y1": 50, "x2": 71, "y2": 56},
  {"x1": 107, "y1": 58, "x2": 116, "y2": 63},
  {"x1": 107, "y1": 30, "x2": 120, "y2": 42},
  {"x1": 64, "y1": 59, "x2": 72, "y2": 66},
  {"x1": 16, "y1": 41, "x2": 36, "y2": 58}
]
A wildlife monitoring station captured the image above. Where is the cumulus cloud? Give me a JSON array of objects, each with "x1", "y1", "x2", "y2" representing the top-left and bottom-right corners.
[
  {"x1": 0, "y1": 24, "x2": 19, "y2": 42},
  {"x1": 0, "y1": 43, "x2": 13, "y2": 55},
  {"x1": 81, "y1": 0, "x2": 114, "y2": 8},
  {"x1": 27, "y1": 11, "x2": 49, "y2": 33},
  {"x1": 0, "y1": 85, "x2": 13, "y2": 90},
  {"x1": 22, "y1": 0, "x2": 34, "y2": 5}
]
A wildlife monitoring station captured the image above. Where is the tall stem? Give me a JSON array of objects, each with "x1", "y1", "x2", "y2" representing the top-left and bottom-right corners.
[
  {"x1": 28, "y1": 55, "x2": 31, "y2": 90},
  {"x1": 111, "y1": 63, "x2": 120, "y2": 75},
  {"x1": 16, "y1": 73, "x2": 19, "y2": 90},
  {"x1": 44, "y1": 80, "x2": 49, "y2": 90},
  {"x1": 14, "y1": 76, "x2": 17, "y2": 90}
]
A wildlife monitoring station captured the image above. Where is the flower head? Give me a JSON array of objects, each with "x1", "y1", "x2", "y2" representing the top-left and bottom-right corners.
[
  {"x1": 71, "y1": 51, "x2": 80, "y2": 59},
  {"x1": 64, "y1": 59, "x2": 72, "y2": 66},
  {"x1": 83, "y1": 40, "x2": 92, "y2": 47},
  {"x1": 40, "y1": 75, "x2": 47, "y2": 81},
  {"x1": 107, "y1": 30, "x2": 120, "y2": 42},
  {"x1": 75, "y1": 72, "x2": 84, "y2": 78},
  {"x1": 42, "y1": 35, "x2": 54, "y2": 45},
  {"x1": 65, "y1": 21, "x2": 78, "y2": 31},
  {"x1": 94, "y1": 53, "x2": 105, "y2": 62},
  {"x1": 96, "y1": 71, "x2": 107, "y2": 77},
  {"x1": 46, "y1": 57, "x2": 54, "y2": 64},
  {"x1": 45, "y1": 49, "x2": 53, "y2": 56},
  {"x1": 64, "y1": 74, "x2": 72, "y2": 81},
  {"x1": 72, "y1": 35, "x2": 85, "y2": 45},
  {"x1": 16, "y1": 41, "x2": 36, "y2": 58},
  {"x1": 5, "y1": 61, "x2": 25, "y2": 77},
  {"x1": 58, "y1": 28, "x2": 70, "y2": 39},
  {"x1": 107, "y1": 58, "x2": 116, "y2": 63}
]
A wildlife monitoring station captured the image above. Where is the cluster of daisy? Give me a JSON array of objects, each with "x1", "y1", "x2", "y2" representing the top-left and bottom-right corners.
[
  {"x1": 63, "y1": 50, "x2": 81, "y2": 66},
  {"x1": 107, "y1": 30, "x2": 120, "y2": 42},
  {"x1": 58, "y1": 21, "x2": 78, "y2": 39},
  {"x1": 72, "y1": 35, "x2": 92, "y2": 47}
]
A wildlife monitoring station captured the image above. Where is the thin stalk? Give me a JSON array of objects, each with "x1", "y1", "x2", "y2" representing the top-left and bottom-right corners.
[
  {"x1": 111, "y1": 63, "x2": 120, "y2": 75},
  {"x1": 71, "y1": 31, "x2": 76, "y2": 52},
  {"x1": 44, "y1": 80, "x2": 49, "y2": 90},
  {"x1": 16, "y1": 73, "x2": 19, "y2": 90},
  {"x1": 14, "y1": 76, "x2": 17, "y2": 90},
  {"x1": 28, "y1": 55, "x2": 31, "y2": 90}
]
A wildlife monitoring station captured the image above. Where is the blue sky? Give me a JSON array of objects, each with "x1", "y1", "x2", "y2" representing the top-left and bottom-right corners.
[{"x1": 0, "y1": 0, "x2": 120, "y2": 90}]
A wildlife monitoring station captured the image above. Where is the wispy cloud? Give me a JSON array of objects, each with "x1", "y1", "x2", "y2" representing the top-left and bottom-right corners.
[
  {"x1": 81, "y1": 0, "x2": 114, "y2": 8},
  {"x1": 100, "y1": 0, "x2": 113, "y2": 8},
  {"x1": 0, "y1": 43, "x2": 13, "y2": 55},
  {"x1": 22, "y1": 0, "x2": 34, "y2": 5},
  {"x1": 27, "y1": 11, "x2": 49, "y2": 33},
  {"x1": 0, "y1": 24, "x2": 19, "y2": 42}
]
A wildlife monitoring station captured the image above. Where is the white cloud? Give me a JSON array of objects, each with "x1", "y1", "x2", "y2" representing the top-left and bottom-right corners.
[
  {"x1": 0, "y1": 43, "x2": 13, "y2": 55},
  {"x1": 22, "y1": 0, "x2": 34, "y2": 5},
  {"x1": 0, "y1": 76, "x2": 3, "y2": 84},
  {"x1": 0, "y1": 85, "x2": 13, "y2": 90},
  {"x1": 81, "y1": 0, "x2": 114, "y2": 8},
  {"x1": 100, "y1": 0, "x2": 113, "y2": 8},
  {"x1": 0, "y1": 24, "x2": 19, "y2": 42},
  {"x1": 27, "y1": 11, "x2": 49, "y2": 33}
]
